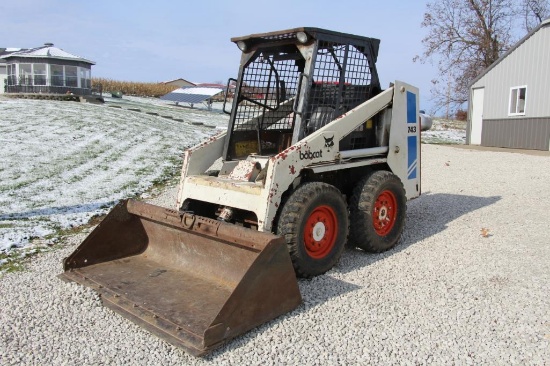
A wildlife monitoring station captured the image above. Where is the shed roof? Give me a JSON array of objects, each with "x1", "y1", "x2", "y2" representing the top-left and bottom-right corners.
[
  {"x1": 0, "y1": 43, "x2": 95, "y2": 65},
  {"x1": 161, "y1": 86, "x2": 223, "y2": 104},
  {"x1": 162, "y1": 78, "x2": 196, "y2": 85},
  {"x1": 470, "y1": 17, "x2": 550, "y2": 87}
]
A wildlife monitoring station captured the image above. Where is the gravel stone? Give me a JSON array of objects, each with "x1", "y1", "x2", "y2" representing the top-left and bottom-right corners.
[{"x1": 1, "y1": 144, "x2": 549, "y2": 365}]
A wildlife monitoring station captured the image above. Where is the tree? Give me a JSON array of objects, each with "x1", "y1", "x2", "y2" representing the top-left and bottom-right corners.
[
  {"x1": 417, "y1": 0, "x2": 549, "y2": 116},
  {"x1": 523, "y1": 0, "x2": 550, "y2": 31}
]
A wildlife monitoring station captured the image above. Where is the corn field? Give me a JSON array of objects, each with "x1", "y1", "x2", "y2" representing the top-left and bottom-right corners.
[{"x1": 92, "y1": 78, "x2": 179, "y2": 97}]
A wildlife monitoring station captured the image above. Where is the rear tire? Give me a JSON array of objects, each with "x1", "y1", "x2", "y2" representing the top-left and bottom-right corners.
[
  {"x1": 276, "y1": 182, "x2": 349, "y2": 278},
  {"x1": 349, "y1": 171, "x2": 406, "y2": 252}
]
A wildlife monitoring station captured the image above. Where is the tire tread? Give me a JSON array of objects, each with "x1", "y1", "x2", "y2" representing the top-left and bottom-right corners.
[
  {"x1": 277, "y1": 182, "x2": 349, "y2": 278},
  {"x1": 349, "y1": 171, "x2": 406, "y2": 253}
]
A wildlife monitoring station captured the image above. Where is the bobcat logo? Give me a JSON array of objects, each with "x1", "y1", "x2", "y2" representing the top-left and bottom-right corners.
[{"x1": 324, "y1": 135, "x2": 335, "y2": 148}]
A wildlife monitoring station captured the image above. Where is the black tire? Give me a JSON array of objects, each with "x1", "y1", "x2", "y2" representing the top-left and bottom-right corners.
[
  {"x1": 349, "y1": 171, "x2": 406, "y2": 252},
  {"x1": 276, "y1": 182, "x2": 349, "y2": 278}
]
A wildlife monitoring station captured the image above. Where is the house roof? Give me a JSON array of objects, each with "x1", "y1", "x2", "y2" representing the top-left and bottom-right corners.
[
  {"x1": 470, "y1": 17, "x2": 550, "y2": 87},
  {"x1": 0, "y1": 48, "x2": 24, "y2": 55},
  {"x1": 0, "y1": 43, "x2": 95, "y2": 65},
  {"x1": 0, "y1": 48, "x2": 23, "y2": 64}
]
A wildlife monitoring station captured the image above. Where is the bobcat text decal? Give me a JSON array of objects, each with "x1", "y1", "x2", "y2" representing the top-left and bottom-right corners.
[{"x1": 299, "y1": 149, "x2": 323, "y2": 160}]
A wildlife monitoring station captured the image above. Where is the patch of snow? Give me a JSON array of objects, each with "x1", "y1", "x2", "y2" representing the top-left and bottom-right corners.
[
  {"x1": 1, "y1": 97, "x2": 468, "y2": 253},
  {"x1": 171, "y1": 87, "x2": 223, "y2": 95},
  {"x1": 421, "y1": 118, "x2": 466, "y2": 144},
  {"x1": 0, "y1": 98, "x2": 228, "y2": 252}
]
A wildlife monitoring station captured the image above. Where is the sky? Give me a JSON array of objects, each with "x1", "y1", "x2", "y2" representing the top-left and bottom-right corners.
[{"x1": 1, "y1": 0, "x2": 438, "y2": 112}]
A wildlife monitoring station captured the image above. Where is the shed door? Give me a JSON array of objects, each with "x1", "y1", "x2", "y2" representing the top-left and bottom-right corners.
[{"x1": 471, "y1": 88, "x2": 484, "y2": 145}]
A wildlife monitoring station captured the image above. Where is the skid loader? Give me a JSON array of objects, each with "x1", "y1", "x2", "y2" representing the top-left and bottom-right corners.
[{"x1": 60, "y1": 27, "x2": 421, "y2": 356}]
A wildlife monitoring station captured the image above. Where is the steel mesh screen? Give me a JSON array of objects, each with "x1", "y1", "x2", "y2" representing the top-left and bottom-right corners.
[
  {"x1": 305, "y1": 42, "x2": 373, "y2": 133},
  {"x1": 234, "y1": 50, "x2": 301, "y2": 131},
  {"x1": 227, "y1": 37, "x2": 378, "y2": 158}
]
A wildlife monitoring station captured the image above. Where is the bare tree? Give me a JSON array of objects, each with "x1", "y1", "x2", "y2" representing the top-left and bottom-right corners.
[
  {"x1": 523, "y1": 0, "x2": 550, "y2": 31},
  {"x1": 417, "y1": 0, "x2": 519, "y2": 116}
]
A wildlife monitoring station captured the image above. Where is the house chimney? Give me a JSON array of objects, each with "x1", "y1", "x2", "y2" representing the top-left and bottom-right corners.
[{"x1": 44, "y1": 42, "x2": 54, "y2": 47}]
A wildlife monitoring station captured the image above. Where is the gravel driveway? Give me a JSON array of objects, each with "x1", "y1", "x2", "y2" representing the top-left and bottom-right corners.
[{"x1": 1, "y1": 144, "x2": 549, "y2": 365}]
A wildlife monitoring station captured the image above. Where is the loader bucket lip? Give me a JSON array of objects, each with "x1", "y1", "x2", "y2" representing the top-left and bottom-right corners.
[
  {"x1": 60, "y1": 199, "x2": 302, "y2": 356},
  {"x1": 60, "y1": 269, "x2": 218, "y2": 356}
]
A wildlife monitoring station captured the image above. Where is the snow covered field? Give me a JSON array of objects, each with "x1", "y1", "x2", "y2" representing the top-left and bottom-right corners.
[
  {"x1": 421, "y1": 118, "x2": 467, "y2": 144},
  {"x1": 0, "y1": 96, "x2": 228, "y2": 253},
  {"x1": 0, "y1": 96, "x2": 463, "y2": 259}
]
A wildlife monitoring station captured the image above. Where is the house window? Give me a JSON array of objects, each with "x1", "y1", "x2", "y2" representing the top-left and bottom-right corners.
[
  {"x1": 80, "y1": 68, "x2": 91, "y2": 89},
  {"x1": 65, "y1": 66, "x2": 78, "y2": 87},
  {"x1": 19, "y1": 64, "x2": 32, "y2": 85},
  {"x1": 33, "y1": 64, "x2": 47, "y2": 85},
  {"x1": 509, "y1": 86, "x2": 527, "y2": 116},
  {"x1": 7, "y1": 64, "x2": 16, "y2": 85},
  {"x1": 51, "y1": 64, "x2": 64, "y2": 86}
]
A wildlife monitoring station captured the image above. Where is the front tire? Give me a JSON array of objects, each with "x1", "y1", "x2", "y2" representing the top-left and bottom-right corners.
[
  {"x1": 349, "y1": 171, "x2": 406, "y2": 252},
  {"x1": 276, "y1": 182, "x2": 349, "y2": 278}
]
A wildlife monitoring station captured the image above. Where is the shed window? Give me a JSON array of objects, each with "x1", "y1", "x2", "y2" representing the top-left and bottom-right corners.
[{"x1": 509, "y1": 86, "x2": 527, "y2": 116}]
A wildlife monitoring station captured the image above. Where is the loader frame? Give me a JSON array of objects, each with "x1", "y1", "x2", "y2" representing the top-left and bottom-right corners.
[
  {"x1": 177, "y1": 28, "x2": 420, "y2": 232},
  {"x1": 177, "y1": 80, "x2": 420, "y2": 232}
]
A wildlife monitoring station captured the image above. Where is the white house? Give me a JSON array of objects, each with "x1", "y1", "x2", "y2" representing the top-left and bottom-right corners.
[
  {"x1": 0, "y1": 48, "x2": 23, "y2": 94},
  {"x1": 0, "y1": 43, "x2": 95, "y2": 96}
]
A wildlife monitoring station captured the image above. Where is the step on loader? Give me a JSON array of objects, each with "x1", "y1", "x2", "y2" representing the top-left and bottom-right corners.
[{"x1": 60, "y1": 27, "x2": 421, "y2": 356}]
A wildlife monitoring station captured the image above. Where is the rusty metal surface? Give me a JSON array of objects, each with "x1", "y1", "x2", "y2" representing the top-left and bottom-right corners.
[{"x1": 60, "y1": 199, "x2": 301, "y2": 356}]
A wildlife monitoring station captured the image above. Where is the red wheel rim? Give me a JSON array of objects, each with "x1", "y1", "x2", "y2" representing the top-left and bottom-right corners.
[
  {"x1": 303, "y1": 205, "x2": 338, "y2": 259},
  {"x1": 373, "y1": 190, "x2": 397, "y2": 236}
]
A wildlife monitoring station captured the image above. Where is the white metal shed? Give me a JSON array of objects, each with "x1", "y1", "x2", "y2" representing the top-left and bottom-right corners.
[{"x1": 468, "y1": 18, "x2": 550, "y2": 151}]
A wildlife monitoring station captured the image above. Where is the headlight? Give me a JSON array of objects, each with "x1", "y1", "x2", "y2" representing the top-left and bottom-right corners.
[
  {"x1": 296, "y1": 31, "x2": 308, "y2": 44},
  {"x1": 237, "y1": 41, "x2": 248, "y2": 52}
]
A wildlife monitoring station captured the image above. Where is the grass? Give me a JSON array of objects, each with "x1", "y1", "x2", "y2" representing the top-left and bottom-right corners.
[
  {"x1": 0, "y1": 213, "x2": 110, "y2": 274},
  {"x1": 0, "y1": 158, "x2": 183, "y2": 275},
  {"x1": 421, "y1": 138, "x2": 463, "y2": 145},
  {"x1": 421, "y1": 118, "x2": 467, "y2": 145},
  {"x1": 0, "y1": 243, "x2": 55, "y2": 274},
  {"x1": 0, "y1": 212, "x2": 108, "y2": 275},
  {"x1": 434, "y1": 119, "x2": 467, "y2": 130}
]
